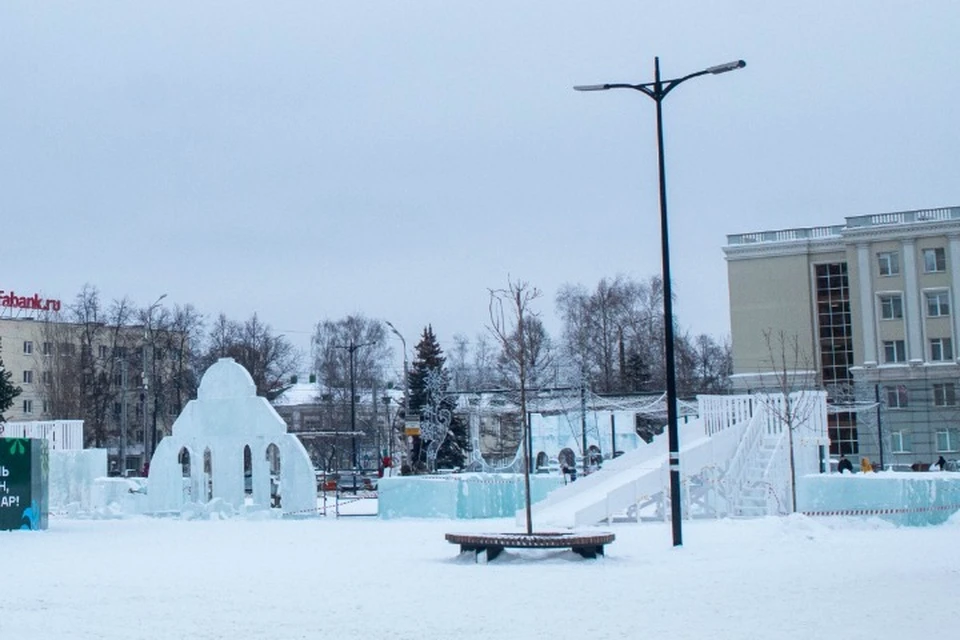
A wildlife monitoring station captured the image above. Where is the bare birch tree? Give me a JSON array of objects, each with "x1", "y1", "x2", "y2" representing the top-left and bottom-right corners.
[{"x1": 488, "y1": 277, "x2": 541, "y2": 535}]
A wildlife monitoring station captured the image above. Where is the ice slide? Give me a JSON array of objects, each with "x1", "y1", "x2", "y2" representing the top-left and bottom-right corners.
[{"x1": 519, "y1": 414, "x2": 749, "y2": 529}]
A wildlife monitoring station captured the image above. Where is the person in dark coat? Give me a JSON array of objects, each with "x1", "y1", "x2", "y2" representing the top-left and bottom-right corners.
[
  {"x1": 936, "y1": 455, "x2": 947, "y2": 471},
  {"x1": 837, "y1": 455, "x2": 854, "y2": 474}
]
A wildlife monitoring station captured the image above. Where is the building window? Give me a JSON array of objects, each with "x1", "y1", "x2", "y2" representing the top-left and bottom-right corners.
[
  {"x1": 883, "y1": 340, "x2": 906, "y2": 363},
  {"x1": 829, "y1": 411, "x2": 858, "y2": 456},
  {"x1": 923, "y1": 247, "x2": 946, "y2": 273},
  {"x1": 926, "y1": 291, "x2": 950, "y2": 317},
  {"x1": 98, "y1": 345, "x2": 109, "y2": 359},
  {"x1": 878, "y1": 252, "x2": 900, "y2": 276},
  {"x1": 42, "y1": 341, "x2": 53, "y2": 356},
  {"x1": 22, "y1": 370, "x2": 33, "y2": 384},
  {"x1": 22, "y1": 399, "x2": 33, "y2": 414},
  {"x1": 113, "y1": 402, "x2": 122, "y2": 419},
  {"x1": 42, "y1": 400, "x2": 50, "y2": 414},
  {"x1": 879, "y1": 294, "x2": 903, "y2": 320},
  {"x1": 930, "y1": 338, "x2": 954, "y2": 362},
  {"x1": 815, "y1": 262, "x2": 854, "y2": 384},
  {"x1": 890, "y1": 430, "x2": 912, "y2": 453},
  {"x1": 885, "y1": 385, "x2": 908, "y2": 408},
  {"x1": 23, "y1": 341, "x2": 33, "y2": 355},
  {"x1": 933, "y1": 383, "x2": 956, "y2": 406},
  {"x1": 113, "y1": 372, "x2": 123, "y2": 387},
  {"x1": 936, "y1": 430, "x2": 959, "y2": 452},
  {"x1": 58, "y1": 342, "x2": 76, "y2": 357},
  {"x1": 42, "y1": 370, "x2": 52, "y2": 385}
]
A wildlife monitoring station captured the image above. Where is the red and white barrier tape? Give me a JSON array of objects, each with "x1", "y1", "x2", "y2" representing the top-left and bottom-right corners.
[{"x1": 802, "y1": 504, "x2": 960, "y2": 517}]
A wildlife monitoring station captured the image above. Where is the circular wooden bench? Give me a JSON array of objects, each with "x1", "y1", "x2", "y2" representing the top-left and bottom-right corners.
[{"x1": 445, "y1": 531, "x2": 615, "y2": 562}]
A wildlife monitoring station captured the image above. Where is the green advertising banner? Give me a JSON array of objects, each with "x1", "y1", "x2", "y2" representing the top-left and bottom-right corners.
[{"x1": 0, "y1": 438, "x2": 49, "y2": 531}]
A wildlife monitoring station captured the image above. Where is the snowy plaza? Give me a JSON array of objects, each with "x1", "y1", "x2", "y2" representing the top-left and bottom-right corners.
[
  {"x1": 3, "y1": 359, "x2": 960, "y2": 638},
  {"x1": 2, "y1": 513, "x2": 959, "y2": 639}
]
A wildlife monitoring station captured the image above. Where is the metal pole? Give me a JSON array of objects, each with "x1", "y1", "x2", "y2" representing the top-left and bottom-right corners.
[
  {"x1": 580, "y1": 381, "x2": 588, "y2": 474},
  {"x1": 573, "y1": 56, "x2": 744, "y2": 547},
  {"x1": 527, "y1": 412, "x2": 534, "y2": 474},
  {"x1": 610, "y1": 413, "x2": 616, "y2": 460},
  {"x1": 653, "y1": 57, "x2": 683, "y2": 547},
  {"x1": 350, "y1": 345, "x2": 357, "y2": 469},
  {"x1": 875, "y1": 384, "x2": 884, "y2": 469}
]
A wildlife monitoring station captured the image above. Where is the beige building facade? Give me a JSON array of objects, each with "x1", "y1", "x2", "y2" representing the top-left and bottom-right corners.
[
  {"x1": 725, "y1": 205, "x2": 960, "y2": 467},
  {"x1": 1, "y1": 308, "x2": 185, "y2": 475}
]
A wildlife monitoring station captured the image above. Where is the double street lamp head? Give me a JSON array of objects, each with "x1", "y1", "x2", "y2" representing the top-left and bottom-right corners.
[{"x1": 573, "y1": 58, "x2": 746, "y2": 93}]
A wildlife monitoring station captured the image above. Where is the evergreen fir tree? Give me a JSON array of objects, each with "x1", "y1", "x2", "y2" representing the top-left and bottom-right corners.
[
  {"x1": 408, "y1": 325, "x2": 446, "y2": 416},
  {"x1": 406, "y1": 326, "x2": 470, "y2": 471},
  {"x1": 0, "y1": 344, "x2": 22, "y2": 422}
]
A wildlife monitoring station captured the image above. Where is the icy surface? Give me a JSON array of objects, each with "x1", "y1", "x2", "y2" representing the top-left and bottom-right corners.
[
  {"x1": 1, "y1": 514, "x2": 958, "y2": 639},
  {"x1": 798, "y1": 472, "x2": 960, "y2": 525},
  {"x1": 48, "y1": 449, "x2": 106, "y2": 512},
  {"x1": 378, "y1": 473, "x2": 563, "y2": 519}
]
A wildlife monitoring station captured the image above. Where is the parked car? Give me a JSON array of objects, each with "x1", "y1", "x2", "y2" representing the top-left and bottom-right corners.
[{"x1": 336, "y1": 472, "x2": 375, "y2": 493}]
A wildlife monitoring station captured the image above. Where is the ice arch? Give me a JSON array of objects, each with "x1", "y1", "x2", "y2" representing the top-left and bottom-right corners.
[{"x1": 147, "y1": 358, "x2": 315, "y2": 515}]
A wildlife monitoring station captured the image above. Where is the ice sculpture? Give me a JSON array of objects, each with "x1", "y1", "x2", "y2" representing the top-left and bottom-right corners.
[{"x1": 147, "y1": 358, "x2": 316, "y2": 516}]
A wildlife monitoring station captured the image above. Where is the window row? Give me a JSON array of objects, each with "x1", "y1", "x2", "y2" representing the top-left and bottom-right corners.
[
  {"x1": 885, "y1": 382, "x2": 958, "y2": 407},
  {"x1": 18, "y1": 370, "x2": 58, "y2": 385},
  {"x1": 17, "y1": 341, "x2": 174, "y2": 359},
  {"x1": 877, "y1": 291, "x2": 950, "y2": 320},
  {"x1": 878, "y1": 247, "x2": 947, "y2": 277},
  {"x1": 890, "y1": 429, "x2": 959, "y2": 453},
  {"x1": 881, "y1": 338, "x2": 954, "y2": 363},
  {"x1": 20, "y1": 400, "x2": 51, "y2": 414}
]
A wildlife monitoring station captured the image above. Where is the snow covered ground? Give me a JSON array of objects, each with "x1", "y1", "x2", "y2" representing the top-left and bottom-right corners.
[{"x1": 3, "y1": 512, "x2": 959, "y2": 639}]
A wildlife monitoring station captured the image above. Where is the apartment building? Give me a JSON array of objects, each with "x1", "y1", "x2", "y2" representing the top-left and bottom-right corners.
[
  {"x1": 1, "y1": 306, "x2": 188, "y2": 474},
  {"x1": 724, "y1": 205, "x2": 960, "y2": 467}
]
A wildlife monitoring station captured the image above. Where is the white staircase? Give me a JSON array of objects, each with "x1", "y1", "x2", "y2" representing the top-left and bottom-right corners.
[{"x1": 732, "y1": 441, "x2": 778, "y2": 517}]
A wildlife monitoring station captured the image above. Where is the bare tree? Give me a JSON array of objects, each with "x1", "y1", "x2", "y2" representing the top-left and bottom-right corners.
[
  {"x1": 199, "y1": 313, "x2": 300, "y2": 399},
  {"x1": 311, "y1": 315, "x2": 392, "y2": 468},
  {"x1": 449, "y1": 333, "x2": 471, "y2": 391},
  {"x1": 759, "y1": 328, "x2": 821, "y2": 512},
  {"x1": 489, "y1": 277, "x2": 541, "y2": 535}
]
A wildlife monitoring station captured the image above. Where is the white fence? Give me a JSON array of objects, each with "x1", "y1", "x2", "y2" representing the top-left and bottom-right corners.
[{"x1": 0, "y1": 420, "x2": 84, "y2": 450}]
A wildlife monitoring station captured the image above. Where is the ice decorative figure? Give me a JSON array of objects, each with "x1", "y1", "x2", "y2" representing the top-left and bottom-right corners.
[
  {"x1": 420, "y1": 369, "x2": 452, "y2": 471},
  {"x1": 147, "y1": 358, "x2": 316, "y2": 516}
]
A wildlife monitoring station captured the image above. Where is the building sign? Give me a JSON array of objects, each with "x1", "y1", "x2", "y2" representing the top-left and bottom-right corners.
[
  {"x1": 0, "y1": 438, "x2": 48, "y2": 531},
  {"x1": 404, "y1": 419, "x2": 421, "y2": 437},
  {"x1": 0, "y1": 289, "x2": 62, "y2": 313}
]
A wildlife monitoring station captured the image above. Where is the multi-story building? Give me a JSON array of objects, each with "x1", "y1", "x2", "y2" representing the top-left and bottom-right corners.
[
  {"x1": 724, "y1": 205, "x2": 960, "y2": 468},
  {"x1": 1, "y1": 300, "x2": 190, "y2": 474}
]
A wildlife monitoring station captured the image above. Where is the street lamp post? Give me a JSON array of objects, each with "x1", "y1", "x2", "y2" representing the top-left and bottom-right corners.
[
  {"x1": 575, "y1": 57, "x2": 745, "y2": 547},
  {"x1": 384, "y1": 321, "x2": 409, "y2": 469},
  {"x1": 143, "y1": 293, "x2": 167, "y2": 466},
  {"x1": 334, "y1": 341, "x2": 376, "y2": 469}
]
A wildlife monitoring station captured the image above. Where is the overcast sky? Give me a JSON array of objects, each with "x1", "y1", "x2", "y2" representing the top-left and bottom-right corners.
[{"x1": 3, "y1": 2, "x2": 958, "y2": 363}]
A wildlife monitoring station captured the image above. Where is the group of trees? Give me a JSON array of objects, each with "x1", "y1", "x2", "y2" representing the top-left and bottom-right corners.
[
  {"x1": 6, "y1": 271, "x2": 732, "y2": 475},
  {"x1": 19, "y1": 285, "x2": 301, "y2": 452},
  {"x1": 441, "y1": 275, "x2": 732, "y2": 397}
]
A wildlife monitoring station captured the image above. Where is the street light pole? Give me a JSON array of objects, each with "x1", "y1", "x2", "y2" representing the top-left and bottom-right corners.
[
  {"x1": 385, "y1": 321, "x2": 409, "y2": 470},
  {"x1": 334, "y1": 341, "x2": 376, "y2": 469},
  {"x1": 575, "y1": 57, "x2": 745, "y2": 547},
  {"x1": 142, "y1": 293, "x2": 167, "y2": 467}
]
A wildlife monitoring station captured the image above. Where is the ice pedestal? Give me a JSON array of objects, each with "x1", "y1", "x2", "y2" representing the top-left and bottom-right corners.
[
  {"x1": 797, "y1": 473, "x2": 960, "y2": 525},
  {"x1": 49, "y1": 449, "x2": 107, "y2": 513},
  {"x1": 378, "y1": 473, "x2": 564, "y2": 519}
]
